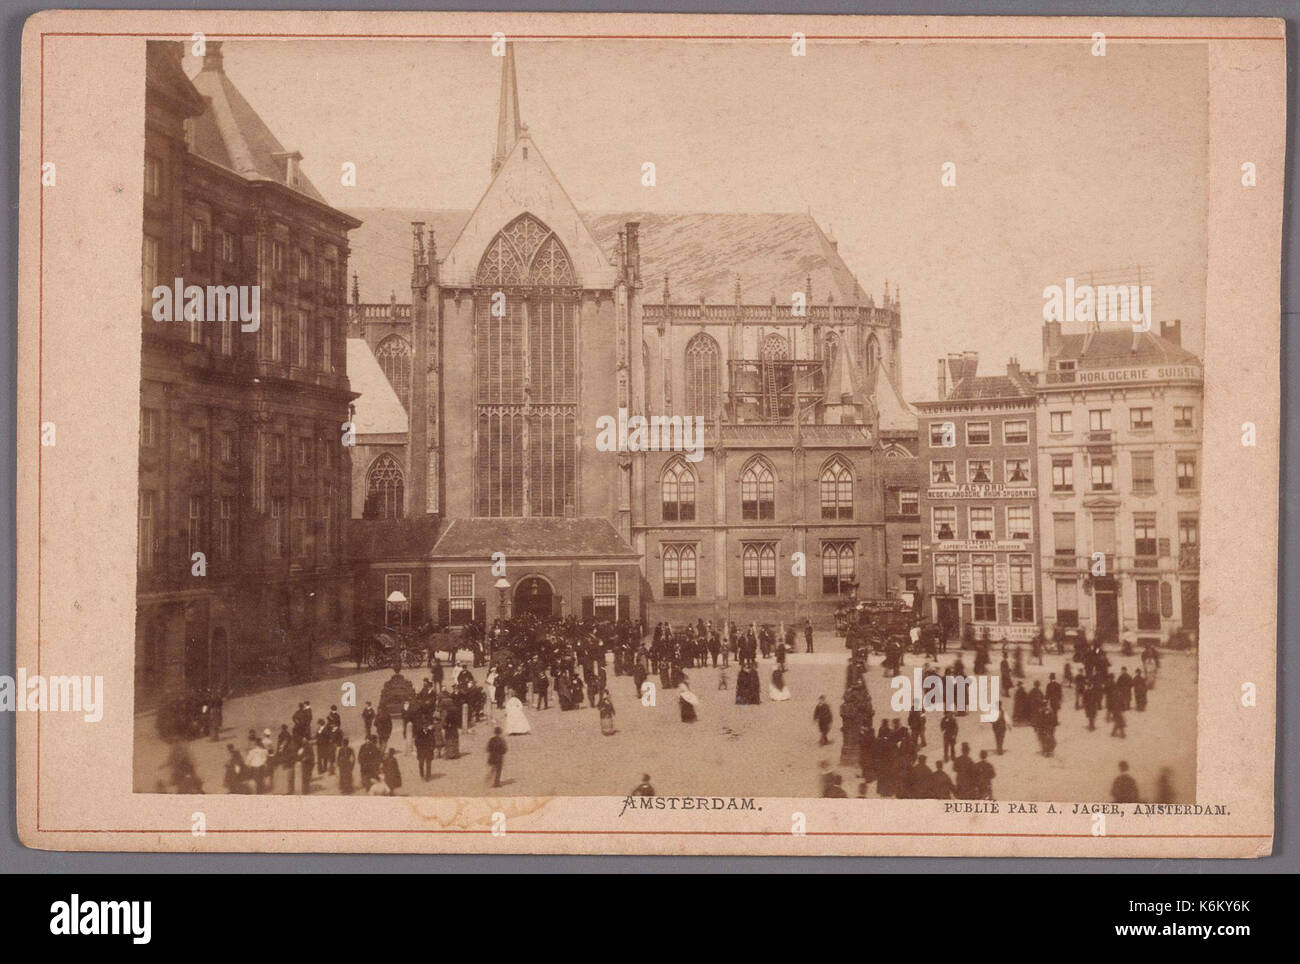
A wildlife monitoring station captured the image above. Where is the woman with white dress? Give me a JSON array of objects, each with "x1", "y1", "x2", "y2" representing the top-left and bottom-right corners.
[
  {"x1": 769, "y1": 667, "x2": 792, "y2": 702},
  {"x1": 504, "y1": 691, "x2": 532, "y2": 735}
]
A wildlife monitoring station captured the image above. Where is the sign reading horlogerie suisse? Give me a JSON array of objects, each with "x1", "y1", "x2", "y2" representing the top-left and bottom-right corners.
[
  {"x1": 1075, "y1": 364, "x2": 1203, "y2": 385},
  {"x1": 927, "y1": 484, "x2": 1037, "y2": 499}
]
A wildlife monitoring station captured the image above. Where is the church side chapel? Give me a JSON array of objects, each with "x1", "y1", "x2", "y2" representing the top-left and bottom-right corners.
[{"x1": 346, "y1": 44, "x2": 921, "y2": 630}]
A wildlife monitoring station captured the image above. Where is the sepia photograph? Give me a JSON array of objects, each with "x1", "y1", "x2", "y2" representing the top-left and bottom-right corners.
[{"x1": 134, "y1": 34, "x2": 1206, "y2": 804}]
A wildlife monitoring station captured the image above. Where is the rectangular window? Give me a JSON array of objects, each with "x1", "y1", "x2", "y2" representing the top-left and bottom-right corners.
[
  {"x1": 449, "y1": 573, "x2": 474, "y2": 625},
  {"x1": 141, "y1": 235, "x2": 160, "y2": 313},
  {"x1": 187, "y1": 495, "x2": 203, "y2": 557},
  {"x1": 1049, "y1": 411, "x2": 1072, "y2": 434},
  {"x1": 271, "y1": 241, "x2": 285, "y2": 273},
  {"x1": 295, "y1": 438, "x2": 309, "y2": 467},
  {"x1": 1010, "y1": 554, "x2": 1034, "y2": 623},
  {"x1": 969, "y1": 505, "x2": 994, "y2": 541},
  {"x1": 1174, "y1": 405, "x2": 1194, "y2": 429},
  {"x1": 593, "y1": 571, "x2": 619, "y2": 619},
  {"x1": 190, "y1": 219, "x2": 205, "y2": 253},
  {"x1": 1131, "y1": 407, "x2": 1154, "y2": 430},
  {"x1": 295, "y1": 311, "x2": 309, "y2": 368},
  {"x1": 967, "y1": 459, "x2": 993, "y2": 484},
  {"x1": 1053, "y1": 513, "x2": 1075, "y2": 562},
  {"x1": 1089, "y1": 409, "x2": 1111, "y2": 432},
  {"x1": 1002, "y1": 419, "x2": 1029, "y2": 445},
  {"x1": 929, "y1": 421, "x2": 953, "y2": 447},
  {"x1": 293, "y1": 497, "x2": 308, "y2": 557},
  {"x1": 188, "y1": 428, "x2": 204, "y2": 462},
  {"x1": 930, "y1": 460, "x2": 955, "y2": 485},
  {"x1": 267, "y1": 304, "x2": 283, "y2": 362},
  {"x1": 138, "y1": 491, "x2": 156, "y2": 571},
  {"x1": 219, "y1": 431, "x2": 234, "y2": 463},
  {"x1": 270, "y1": 497, "x2": 286, "y2": 558},
  {"x1": 932, "y1": 505, "x2": 956, "y2": 541},
  {"x1": 933, "y1": 553, "x2": 958, "y2": 594},
  {"x1": 1007, "y1": 505, "x2": 1032, "y2": 540},
  {"x1": 385, "y1": 573, "x2": 412, "y2": 627},
  {"x1": 140, "y1": 408, "x2": 159, "y2": 448},
  {"x1": 1052, "y1": 457, "x2": 1073, "y2": 492},
  {"x1": 966, "y1": 421, "x2": 991, "y2": 446},
  {"x1": 321, "y1": 318, "x2": 332, "y2": 371},
  {"x1": 901, "y1": 535, "x2": 920, "y2": 565},
  {"x1": 971, "y1": 554, "x2": 996, "y2": 622},
  {"x1": 144, "y1": 155, "x2": 161, "y2": 197},
  {"x1": 1134, "y1": 515, "x2": 1157, "y2": 559},
  {"x1": 1176, "y1": 453, "x2": 1197, "y2": 491},
  {"x1": 218, "y1": 496, "x2": 233, "y2": 561},
  {"x1": 1179, "y1": 515, "x2": 1199, "y2": 569},
  {"x1": 1132, "y1": 452, "x2": 1155, "y2": 494},
  {"x1": 899, "y1": 488, "x2": 919, "y2": 516},
  {"x1": 1055, "y1": 579, "x2": 1078, "y2": 627},
  {"x1": 1090, "y1": 458, "x2": 1113, "y2": 491},
  {"x1": 1137, "y1": 579, "x2": 1161, "y2": 630},
  {"x1": 1005, "y1": 458, "x2": 1031, "y2": 484},
  {"x1": 221, "y1": 230, "x2": 234, "y2": 263},
  {"x1": 297, "y1": 249, "x2": 311, "y2": 280}
]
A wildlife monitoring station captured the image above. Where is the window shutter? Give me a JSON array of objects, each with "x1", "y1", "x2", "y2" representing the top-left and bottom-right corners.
[
  {"x1": 473, "y1": 598, "x2": 487, "y2": 624},
  {"x1": 437, "y1": 599, "x2": 449, "y2": 628},
  {"x1": 582, "y1": 596, "x2": 594, "y2": 619}
]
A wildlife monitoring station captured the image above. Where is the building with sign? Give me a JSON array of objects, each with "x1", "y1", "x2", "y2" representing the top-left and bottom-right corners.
[
  {"x1": 1036, "y1": 320, "x2": 1203, "y2": 645},
  {"x1": 916, "y1": 354, "x2": 1041, "y2": 641}
]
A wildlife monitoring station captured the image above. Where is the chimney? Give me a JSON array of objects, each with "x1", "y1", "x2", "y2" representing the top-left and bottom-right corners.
[
  {"x1": 1006, "y1": 357, "x2": 1020, "y2": 380},
  {"x1": 201, "y1": 40, "x2": 224, "y2": 73},
  {"x1": 1042, "y1": 320, "x2": 1062, "y2": 364},
  {"x1": 1160, "y1": 319, "x2": 1182, "y2": 347},
  {"x1": 936, "y1": 358, "x2": 947, "y2": 399},
  {"x1": 272, "y1": 150, "x2": 303, "y2": 189}
]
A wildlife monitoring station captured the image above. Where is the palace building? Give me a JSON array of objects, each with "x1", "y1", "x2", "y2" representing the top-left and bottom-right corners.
[
  {"x1": 1035, "y1": 321, "x2": 1203, "y2": 644},
  {"x1": 136, "y1": 42, "x2": 359, "y2": 703},
  {"x1": 345, "y1": 45, "x2": 920, "y2": 630},
  {"x1": 916, "y1": 355, "x2": 1042, "y2": 642}
]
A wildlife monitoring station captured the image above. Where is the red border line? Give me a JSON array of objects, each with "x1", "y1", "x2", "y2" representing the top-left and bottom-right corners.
[{"x1": 33, "y1": 27, "x2": 1274, "y2": 842}]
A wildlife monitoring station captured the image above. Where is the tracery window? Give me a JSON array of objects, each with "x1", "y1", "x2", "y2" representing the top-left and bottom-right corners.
[
  {"x1": 475, "y1": 214, "x2": 578, "y2": 517},
  {"x1": 376, "y1": 335, "x2": 412, "y2": 408},
  {"x1": 661, "y1": 458, "x2": 696, "y2": 521},
  {"x1": 365, "y1": 453, "x2": 405, "y2": 520},
  {"x1": 741, "y1": 458, "x2": 775, "y2": 520},
  {"x1": 684, "y1": 333, "x2": 720, "y2": 418},
  {"x1": 820, "y1": 457, "x2": 854, "y2": 519}
]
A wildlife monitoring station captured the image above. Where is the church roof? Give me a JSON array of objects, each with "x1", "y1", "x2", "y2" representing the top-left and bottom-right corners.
[
  {"x1": 186, "y1": 43, "x2": 329, "y2": 204},
  {"x1": 430, "y1": 518, "x2": 639, "y2": 560},
  {"x1": 346, "y1": 338, "x2": 408, "y2": 435},
  {"x1": 345, "y1": 208, "x2": 871, "y2": 307}
]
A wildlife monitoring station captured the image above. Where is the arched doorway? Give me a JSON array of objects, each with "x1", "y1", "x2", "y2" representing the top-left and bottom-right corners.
[{"x1": 514, "y1": 575, "x2": 554, "y2": 619}]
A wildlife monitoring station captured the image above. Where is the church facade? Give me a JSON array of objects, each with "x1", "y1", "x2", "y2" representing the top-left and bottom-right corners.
[{"x1": 346, "y1": 46, "x2": 920, "y2": 630}]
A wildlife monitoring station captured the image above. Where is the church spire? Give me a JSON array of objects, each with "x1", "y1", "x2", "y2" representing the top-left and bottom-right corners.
[{"x1": 492, "y1": 42, "x2": 522, "y2": 177}]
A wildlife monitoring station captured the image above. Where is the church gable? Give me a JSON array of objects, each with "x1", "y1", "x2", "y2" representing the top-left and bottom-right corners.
[{"x1": 440, "y1": 134, "x2": 617, "y2": 289}]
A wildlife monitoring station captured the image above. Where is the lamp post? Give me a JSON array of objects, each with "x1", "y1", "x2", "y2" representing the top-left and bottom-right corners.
[{"x1": 493, "y1": 577, "x2": 511, "y2": 663}]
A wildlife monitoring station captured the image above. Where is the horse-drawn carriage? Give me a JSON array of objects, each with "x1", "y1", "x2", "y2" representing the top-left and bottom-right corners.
[{"x1": 839, "y1": 597, "x2": 921, "y2": 654}]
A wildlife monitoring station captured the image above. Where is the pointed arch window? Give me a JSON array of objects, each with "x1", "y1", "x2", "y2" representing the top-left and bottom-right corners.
[
  {"x1": 741, "y1": 458, "x2": 775, "y2": 520},
  {"x1": 661, "y1": 458, "x2": 696, "y2": 521},
  {"x1": 365, "y1": 454, "x2": 405, "y2": 520},
  {"x1": 684, "y1": 333, "x2": 720, "y2": 418},
  {"x1": 761, "y1": 333, "x2": 789, "y2": 361},
  {"x1": 375, "y1": 335, "x2": 412, "y2": 408},
  {"x1": 822, "y1": 542, "x2": 856, "y2": 595},
  {"x1": 474, "y1": 214, "x2": 578, "y2": 517},
  {"x1": 662, "y1": 544, "x2": 697, "y2": 597},
  {"x1": 820, "y1": 457, "x2": 854, "y2": 519},
  {"x1": 864, "y1": 334, "x2": 882, "y2": 374},
  {"x1": 742, "y1": 543, "x2": 777, "y2": 596}
]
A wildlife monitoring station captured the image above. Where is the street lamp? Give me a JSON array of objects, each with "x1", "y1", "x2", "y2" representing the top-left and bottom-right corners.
[{"x1": 493, "y1": 577, "x2": 511, "y2": 662}]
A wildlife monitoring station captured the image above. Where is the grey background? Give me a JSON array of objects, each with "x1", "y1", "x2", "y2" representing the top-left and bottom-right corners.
[{"x1": 1, "y1": 0, "x2": 1293, "y2": 874}]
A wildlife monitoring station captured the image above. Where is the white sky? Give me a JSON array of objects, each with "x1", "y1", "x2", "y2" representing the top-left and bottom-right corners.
[{"x1": 193, "y1": 39, "x2": 1208, "y2": 402}]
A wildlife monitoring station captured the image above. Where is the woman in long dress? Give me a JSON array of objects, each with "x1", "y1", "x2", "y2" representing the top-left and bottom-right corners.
[
  {"x1": 598, "y1": 691, "x2": 616, "y2": 736},
  {"x1": 678, "y1": 681, "x2": 700, "y2": 723},
  {"x1": 504, "y1": 691, "x2": 532, "y2": 735},
  {"x1": 769, "y1": 667, "x2": 792, "y2": 702}
]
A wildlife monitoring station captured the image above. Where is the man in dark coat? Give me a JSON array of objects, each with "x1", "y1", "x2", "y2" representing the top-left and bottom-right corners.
[
  {"x1": 813, "y1": 696, "x2": 833, "y2": 745},
  {"x1": 1111, "y1": 761, "x2": 1140, "y2": 803},
  {"x1": 952, "y1": 742, "x2": 976, "y2": 798},
  {"x1": 382, "y1": 748, "x2": 403, "y2": 795},
  {"x1": 973, "y1": 750, "x2": 996, "y2": 799},
  {"x1": 486, "y1": 727, "x2": 507, "y2": 788},
  {"x1": 375, "y1": 710, "x2": 393, "y2": 752},
  {"x1": 358, "y1": 734, "x2": 382, "y2": 790}
]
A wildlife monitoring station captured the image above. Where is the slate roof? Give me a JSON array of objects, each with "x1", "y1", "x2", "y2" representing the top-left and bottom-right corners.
[
  {"x1": 1052, "y1": 328, "x2": 1200, "y2": 368},
  {"x1": 186, "y1": 44, "x2": 330, "y2": 205},
  {"x1": 945, "y1": 372, "x2": 1038, "y2": 401},
  {"x1": 429, "y1": 518, "x2": 638, "y2": 560},
  {"x1": 344, "y1": 208, "x2": 872, "y2": 307},
  {"x1": 346, "y1": 339, "x2": 408, "y2": 435}
]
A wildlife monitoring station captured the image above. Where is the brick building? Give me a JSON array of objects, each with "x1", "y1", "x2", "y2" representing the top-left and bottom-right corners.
[
  {"x1": 916, "y1": 354, "x2": 1041, "y2": 641},
  {"x1": 136, "y1": 42, "x2": 359, "y2": 704}
]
